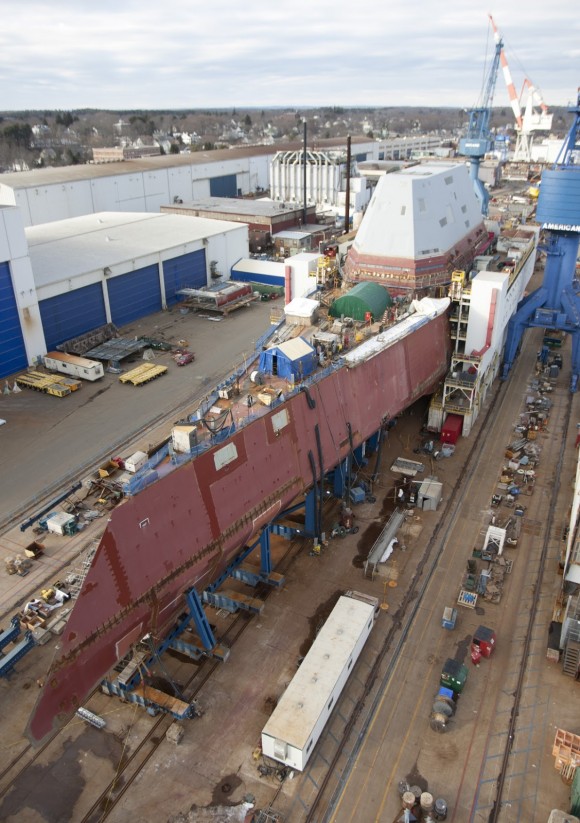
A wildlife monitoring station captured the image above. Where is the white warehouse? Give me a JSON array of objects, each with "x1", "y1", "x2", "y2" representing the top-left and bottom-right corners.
[{"x1": 0, "y1": 206, "x2": 247, "y2": 378}]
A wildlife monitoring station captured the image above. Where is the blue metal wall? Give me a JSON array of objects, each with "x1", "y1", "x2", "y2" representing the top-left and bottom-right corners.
[
  {"x1": 0, "y1": 261, "x2": 27, "y2": 378},
  {"x1": 231, "y1": 268, "x2": 283, "y2": 288},
  {"x1": 163, "y1": 250, "x2": 207, "y2": 305},
  {"x1": 107, "y1": 264, "x2": 162, "y2": 327},
  {"x1": 39, "y1": 282, "x2": 107, "y2": 351},
  {"x1": 210, "y1": 174, "x2": 237, "y2": 197}
]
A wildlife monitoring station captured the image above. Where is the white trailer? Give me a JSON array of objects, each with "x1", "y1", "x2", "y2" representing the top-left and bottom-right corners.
[
  {"x1": 43, "y1": 351, "x2": 104, "y2": 381},
  {"x1": 261, "y1": 591, "x2": 378, "y2": 772}
]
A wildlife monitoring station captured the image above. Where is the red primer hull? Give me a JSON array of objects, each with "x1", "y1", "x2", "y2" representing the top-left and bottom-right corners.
[{"x1": 28, "y1": 311, "x2": 450, "y2": 743}]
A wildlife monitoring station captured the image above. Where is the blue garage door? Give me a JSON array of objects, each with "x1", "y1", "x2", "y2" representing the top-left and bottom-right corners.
[
  {"x1": 107, "y1": 265, "x2": 162, "y2": 327},
  {"x1": 210, "y1": 174, "x2": 237, "y2": 197},
  {"x1": 39, "y1": 282, "x2": 107, "y2": 351},
  {"x1": 163, "y1": 250, "x2": 207, "y2": 305},
  {"x1": 0, "y1": 261, "x2": 27, "y2": 378}
]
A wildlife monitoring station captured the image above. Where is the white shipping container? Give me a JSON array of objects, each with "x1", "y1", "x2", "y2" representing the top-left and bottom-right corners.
[
  {"x1": 261, "y1": 592, "x2": 378, "y2": 772},
  {"x1": 124, "y1": 451, "x2": 148, "y2": 473},
  {"x1": 43, "y1": 352, "x2": 104, "y2": 381}
]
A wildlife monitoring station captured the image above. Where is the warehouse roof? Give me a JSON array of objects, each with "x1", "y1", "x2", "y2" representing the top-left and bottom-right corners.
[
  {"x1": 0, "y1": 136, "x2": 374, "y2": 190},
  {"x1": 26, "y1": 212, "x2": 243, "y2": 289},
  {"x1": 163, "y1": 197, "x2": 306, "y2": 218}
]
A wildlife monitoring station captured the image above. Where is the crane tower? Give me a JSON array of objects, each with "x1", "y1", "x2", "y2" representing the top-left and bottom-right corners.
[{"x1": 458, "y1": 22, "x2": 503, "y2": 215}]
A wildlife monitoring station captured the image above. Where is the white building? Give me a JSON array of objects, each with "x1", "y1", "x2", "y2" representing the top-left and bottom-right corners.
[{"x1": 0, "y1": 208, "x2": 247, "y2": 377}]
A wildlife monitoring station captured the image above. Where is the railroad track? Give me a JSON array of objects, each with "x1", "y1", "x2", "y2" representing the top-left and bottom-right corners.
[
  {"x1": 265, "y1": 349, "x2": 569, "y2": 822},
  {"x1": 297, "y1": 378, "x2": 513, "y2": 823},
  {"x1": 1, "y1": 350, "x2": 568, "y2": 822}
]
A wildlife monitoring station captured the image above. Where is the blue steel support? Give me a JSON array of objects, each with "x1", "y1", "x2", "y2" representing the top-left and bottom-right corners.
[
  {"x1": 260, "y1": 526, "x2": 272, "y2": 575},
  {"x1": 184, "y1": 587, "x2": 217, "y2": 650},
  {"x1": 367, "y1": 431, "x2": 380, "y2": 453},
  {"x1": 502, "y1": 91, "x2": 580, "y2": 391},
  {"x1": 0, "y1": 631, "x2": 35, "y2": 677},
  {"x1": 0, "y1": 616, "x2": 21, "y2": 651},
  {"x1": 331, "y1": 459, "x2": 348, "y2": 497}
]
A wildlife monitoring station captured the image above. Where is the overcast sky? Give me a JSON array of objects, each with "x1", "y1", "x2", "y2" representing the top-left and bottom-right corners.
[{"x1": 1, "y1": 0, "x2": 578, "y2": 112}]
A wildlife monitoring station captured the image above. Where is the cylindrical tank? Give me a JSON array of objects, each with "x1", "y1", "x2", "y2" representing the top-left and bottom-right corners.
[
  {"x1": 402, "y1": 791, "x2": 415, "y2": 810},
  {"x1": 398, "y1": 780, "x2": 410, "y2": 797},
  {"x1": 420, "y1": 792, "x2": 434, "y2": 813},
  {"x1": 434, "y1": 797, "x2": 448, "y2": 820},
  {"x1": 284, "y1": 264, "x2": 292, "y2": 305},
  {"x1": 410, "y1": 785, "x2": 422, "y2": 803}
]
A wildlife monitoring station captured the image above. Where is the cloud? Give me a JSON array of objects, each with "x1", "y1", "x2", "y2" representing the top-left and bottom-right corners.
[{"x1": 0, "y1": 0, "x2": 578, "y2": 110}]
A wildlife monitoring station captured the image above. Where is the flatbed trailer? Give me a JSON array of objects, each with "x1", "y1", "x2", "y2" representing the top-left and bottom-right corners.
[
  {"x1": 182, "y1": 292, "x2": 259, "y2": 316},
  {"x1": 119, "y1": 363, "x2": 167, "y2": 386},
  {"x1": 15, "y1": 371, "x2": 72, "y2": 397}
]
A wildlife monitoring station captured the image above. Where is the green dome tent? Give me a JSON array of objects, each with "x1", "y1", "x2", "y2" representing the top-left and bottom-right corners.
[{"x1": 329, "y1": 282, "x2": 392, "y2": 322}]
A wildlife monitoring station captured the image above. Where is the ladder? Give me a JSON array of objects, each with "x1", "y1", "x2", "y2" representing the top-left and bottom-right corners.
[
  {"x1": 563, "y1": 625, "x2": 580, "y2": 677},
  {"x1": 66, "y1": 542, "x2": 98, "y2": 599}
]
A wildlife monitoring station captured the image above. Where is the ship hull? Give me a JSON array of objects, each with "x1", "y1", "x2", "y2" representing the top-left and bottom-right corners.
[{"x1": 29, "y1": 310, "x2": 450, "y2": 743}]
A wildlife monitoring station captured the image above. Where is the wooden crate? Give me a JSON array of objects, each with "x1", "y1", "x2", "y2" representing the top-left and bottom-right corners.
[{"x1": 553, "y1": 728, "x2": 580, "y2": 770}]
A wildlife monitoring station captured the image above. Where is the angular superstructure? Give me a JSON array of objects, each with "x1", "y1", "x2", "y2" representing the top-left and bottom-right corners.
[{"x1": 343, "y1": 163, "x2": 491, "y2": 295}]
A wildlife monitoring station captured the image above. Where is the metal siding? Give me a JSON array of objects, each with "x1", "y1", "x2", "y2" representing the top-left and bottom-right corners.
[
  {"x1": 210, "y1": 174, "x2": 237, "y2": 197},
  {"x1": 107, "y1": 265, "x2": 162, "y2": 326},
  {"x1": 39, "y1": 283, "x2": 107, "y2": 351},
  {"x1": 231, "y1": 268, "x2": 283, "y2": 288},
  {"x1": 163, "y1": 250, "x2": 206, "y2": 304},
  {"x1": 0, "y1": 261, "x2": 28, "y2": 378}
]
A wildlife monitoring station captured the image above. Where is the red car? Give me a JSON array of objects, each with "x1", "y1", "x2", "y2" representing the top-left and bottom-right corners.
[{"x1": 174, "y1": 351, "x2": 195, "y2": 366}]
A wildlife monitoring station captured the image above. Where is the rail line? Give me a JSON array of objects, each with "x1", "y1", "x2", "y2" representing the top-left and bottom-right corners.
[
  {"x1": 2, "y1": 353, "x2": 568, "y2": 822},
  {"x1": 487, "y1": 387, "x2": 572, "y2": 822},
  {"x1": 296, "y1": 375, "x2": 511, "y2": 823},
  {"x1": 271, "y1": 350, "x2": 569, "y2": 823}
]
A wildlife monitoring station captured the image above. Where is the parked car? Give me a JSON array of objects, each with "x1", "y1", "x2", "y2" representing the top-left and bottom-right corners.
[{"x1": 174, "y1": 351, "x2": 195, "y2": 366}]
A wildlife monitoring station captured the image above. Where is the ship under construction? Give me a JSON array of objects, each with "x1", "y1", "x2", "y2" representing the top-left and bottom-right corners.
[{"x1": 28, "y1": 161, "x2": 539, "y2": 744}]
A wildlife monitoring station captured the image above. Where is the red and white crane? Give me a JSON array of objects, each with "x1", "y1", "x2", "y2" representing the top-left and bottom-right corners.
[{"x1": 489, "y1": 14, "x2": 552, "y2": 163}]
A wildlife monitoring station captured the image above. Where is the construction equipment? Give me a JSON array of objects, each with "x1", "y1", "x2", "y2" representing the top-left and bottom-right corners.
[
  {"x1": 119, "y1": 363, "x2": 167, "y2": 386},
  {"x1": 15, "y1": 371, "x2": 72, "y2": 397},
  {"x1": 458, "y1": 18, "x2": 503, "y2": 214},
  {"x1": 489, "y1": 15, "x2": 552, "y2": 163},
  {"x1": 502, "y1": 89, "x2": 580, "y2": 391},
  {"x1": 0, "y1": 617, "x2": 36, "y2": 678}
]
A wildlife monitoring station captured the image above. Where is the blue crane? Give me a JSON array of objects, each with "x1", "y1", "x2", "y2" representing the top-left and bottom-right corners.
[
  {"x1": 501, "y1": 89, "x2": 580, "y2": 390},
  {"x1": 459, "y1": 27, "x2": 503, "y2": 216}
]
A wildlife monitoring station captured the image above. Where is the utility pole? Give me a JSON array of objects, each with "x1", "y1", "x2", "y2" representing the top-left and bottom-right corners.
[
  {"x1": 344, "y1": 135, "x2": 351, "y2": 234},
  {"x1": 303, "y1": 119, "x2": 307, "y2": 227}
]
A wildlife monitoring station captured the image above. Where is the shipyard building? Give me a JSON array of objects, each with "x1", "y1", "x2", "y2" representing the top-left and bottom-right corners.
[{"x1": 0, "y1": 137, "x2": 465, "y2": 382}]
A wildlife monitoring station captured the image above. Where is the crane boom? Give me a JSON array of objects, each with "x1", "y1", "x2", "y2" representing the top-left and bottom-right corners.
[{"x1": 489, "y1": 14, "x2": 522, "y2": 128}]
